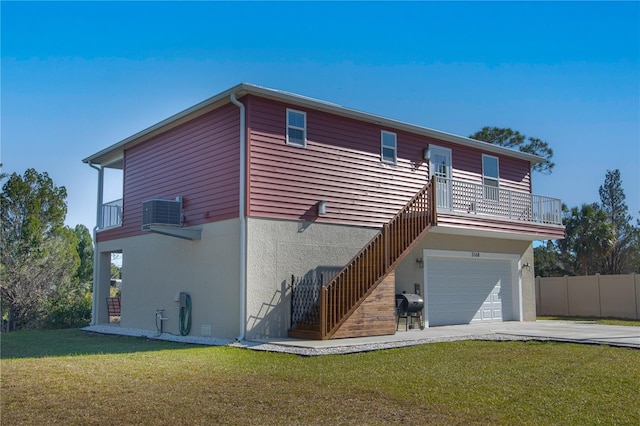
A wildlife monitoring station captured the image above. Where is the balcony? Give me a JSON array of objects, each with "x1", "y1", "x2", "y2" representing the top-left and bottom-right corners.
[
  {"x1": 436, "y1": 178, "x2": 562, "y2": 225},
  {"x1": 100, "y1": 199, "x2": 123, "y2": 229}
]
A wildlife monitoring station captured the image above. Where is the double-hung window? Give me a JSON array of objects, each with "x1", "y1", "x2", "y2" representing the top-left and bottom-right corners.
[
  {"x1": 482, "y1": 154, "x2": 500, "y2": 201},
  {"x1": 381, "y1": 131, "x2": 397, "y2": 164},
  {"x1": 286, "y1": 109, "x2": 306, "y2": 147}
]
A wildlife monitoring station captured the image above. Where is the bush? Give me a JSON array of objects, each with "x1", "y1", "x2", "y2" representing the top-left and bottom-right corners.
[{"x1": 43, "y1": 282, "x2": 92, "y2": 329}]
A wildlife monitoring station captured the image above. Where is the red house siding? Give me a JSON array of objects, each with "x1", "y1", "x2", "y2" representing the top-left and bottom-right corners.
[
  {"x1": 97, "y1": 93, "x2": 536, "y2": 242},
  {"x1": 246, "y1": 96, "x2": 429, "y2": 227},
  {"x1": 245, "y1": 95, "x2": 532, "y2": 227},
  {"x1": 97, "y1": 103, "x2": 240, "y2": 242},
  {"x1": 431, "y1": 142, "x2": 531, "y2": 193}
]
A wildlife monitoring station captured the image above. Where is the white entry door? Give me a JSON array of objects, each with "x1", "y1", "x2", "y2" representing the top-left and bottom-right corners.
[{"x1": 429, "y1": 146, "x2": 452, "y2": 210}]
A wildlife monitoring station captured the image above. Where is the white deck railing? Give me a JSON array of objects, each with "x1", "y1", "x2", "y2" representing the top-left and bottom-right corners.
[
  {"x1": 101, "y1": 199, "x2": 123, "y2": 229},
  {"x1": 437, "y1": 178, "x2": 562, "y2": 225}
]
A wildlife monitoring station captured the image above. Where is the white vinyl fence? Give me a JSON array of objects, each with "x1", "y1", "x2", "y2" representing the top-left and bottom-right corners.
[{"x1": 536, "y1": 274, "x2": 639, "y2": 320}]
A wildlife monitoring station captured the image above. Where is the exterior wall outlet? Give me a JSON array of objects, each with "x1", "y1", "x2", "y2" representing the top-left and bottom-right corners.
[{"x1": 201, "y1": 325, "x2": 212, "y2": 336}]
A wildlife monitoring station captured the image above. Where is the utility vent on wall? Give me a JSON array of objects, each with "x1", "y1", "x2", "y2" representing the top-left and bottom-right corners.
[{"x1": 142, "y1": 198, "x2": 182, "y2": 229}]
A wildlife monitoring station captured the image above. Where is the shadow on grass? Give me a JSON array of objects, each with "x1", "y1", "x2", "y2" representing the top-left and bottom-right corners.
[{"x1": 0, "y1": 328, "x2": 200, "y2": 359}]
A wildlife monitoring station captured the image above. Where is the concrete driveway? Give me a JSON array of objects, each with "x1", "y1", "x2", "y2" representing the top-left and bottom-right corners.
[
  {"x1": 242, "y1": 320, "x2": 640, "y2": 355},
  {"x1": 86, "y1": 320, "x2": 640, "y2": 355},
  {"x1": 491, "y1": 320, "x2": 640, "y2": 348}
]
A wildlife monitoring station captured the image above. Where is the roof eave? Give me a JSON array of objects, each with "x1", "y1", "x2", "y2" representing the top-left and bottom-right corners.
[
  {"x1": 82, "y1": 83, "x2": 251, "y2": 165},
  {"x1": 82, "y1": 83, "x2": 544, "y2": 166}
]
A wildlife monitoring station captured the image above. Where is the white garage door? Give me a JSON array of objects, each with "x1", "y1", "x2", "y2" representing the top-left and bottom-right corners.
[{"x1": 425, "y1": 256, "x2": 514, "y2": 327}]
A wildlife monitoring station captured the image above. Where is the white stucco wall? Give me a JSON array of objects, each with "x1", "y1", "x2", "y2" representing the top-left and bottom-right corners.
[
  {"x1": 95, "y1": 219, "x2": 241, "y2": 338},
  {"x1": 94, "y1": 216, "x2": 538, "y2": 340},
  {"x1": 245, "y1": 218, "x2": 379, "y2": 339}
]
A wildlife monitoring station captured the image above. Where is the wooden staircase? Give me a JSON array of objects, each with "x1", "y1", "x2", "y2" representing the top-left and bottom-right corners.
[{"x1": 289, "y1": 177, "x2": 437, "y2": 340}]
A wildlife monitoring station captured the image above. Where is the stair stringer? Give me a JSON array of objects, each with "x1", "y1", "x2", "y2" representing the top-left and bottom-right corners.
[{"x1": 326, "y1": 223, "x2": 433, "y2": 340}]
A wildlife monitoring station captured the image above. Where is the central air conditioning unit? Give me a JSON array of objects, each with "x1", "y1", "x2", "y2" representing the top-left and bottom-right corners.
[{"x1": 142, "y1": 197, "x2": 183, "y2": 229}]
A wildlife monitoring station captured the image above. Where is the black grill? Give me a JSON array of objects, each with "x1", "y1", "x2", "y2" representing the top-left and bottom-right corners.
[{"x1": 396, "y1": 293, "x2": 424, "y2": 330}]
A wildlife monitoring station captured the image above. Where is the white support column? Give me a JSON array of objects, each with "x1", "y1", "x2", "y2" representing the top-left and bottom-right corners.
[
  {"x1": 95, "y1": 252, "x2": 112, "y2": 325},
  {"x1": 89, "y1": 164, "x2": 104, "y2": 325}
]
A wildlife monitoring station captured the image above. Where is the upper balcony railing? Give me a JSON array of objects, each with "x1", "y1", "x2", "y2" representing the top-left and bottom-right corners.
[
  {"x1": 437, "y1": 178, "x2": 562, "y2": 225},
  {"x1": 100, "y1": 199, "x2": 123, "y2": 229}
]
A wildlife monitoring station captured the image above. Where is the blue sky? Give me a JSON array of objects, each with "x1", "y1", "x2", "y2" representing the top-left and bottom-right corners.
[{"x1": 2, "y1": 1, "x2": 639, "y2": 231}]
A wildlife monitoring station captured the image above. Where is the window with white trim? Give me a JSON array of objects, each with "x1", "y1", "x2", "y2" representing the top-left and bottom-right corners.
[
  {"x1": 381, "y1": 131, "x2": 397, "y2": 164},
  {"x1": 286, "y1": 109, "x2": 306, "y2": 147},
  {"x1": 482, "y1": 154, "x2": 500, "y2": 201}
]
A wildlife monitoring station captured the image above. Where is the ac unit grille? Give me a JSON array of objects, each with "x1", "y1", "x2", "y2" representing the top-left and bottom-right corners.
[{"x1": 142, "y1": 199, "x2": 182, "y2": 228}]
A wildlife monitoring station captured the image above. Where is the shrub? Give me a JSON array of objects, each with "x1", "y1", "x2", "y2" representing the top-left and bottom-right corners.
[{"x1": 43, "y1": 282, "x2": 92, "y2": 329}]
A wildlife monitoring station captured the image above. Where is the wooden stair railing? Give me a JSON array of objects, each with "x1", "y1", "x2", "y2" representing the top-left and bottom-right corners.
[{"x1": 310, "y1": 177, "x2": 436, "y2": 340}]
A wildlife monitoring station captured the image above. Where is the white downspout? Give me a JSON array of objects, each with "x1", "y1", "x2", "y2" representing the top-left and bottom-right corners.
[
  {"x1": 230, "y1": 93, "x2": 247, "y2": 341},
  {"x1": 88, "y1": 162, "x2": 104, "y2": 326}
]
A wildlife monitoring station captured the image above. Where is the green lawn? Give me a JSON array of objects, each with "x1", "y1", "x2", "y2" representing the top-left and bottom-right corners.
[
  {"x1": 2, "y1": 329, "x2": 639, "y2": 425},
  {"x1": 538, "y1": 316, "x2": 640, "y2": 327}
]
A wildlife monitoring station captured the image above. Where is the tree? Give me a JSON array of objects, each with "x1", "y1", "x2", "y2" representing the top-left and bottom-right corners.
[
  {"x1": 534, "y1": 240, "x2": 560, "y2": 277},
  {"x1": 469, "y1": 127, "x2": 555, "y2": 174},
  {"x1": 534, "y1": 170, "x2": 639, "y2": 276},
  {"x1": 632, "y1": 219, "x2": 640, "y2": 272},
  {"x1": 0, "y1": 169, "x2": 76, "y2": 330},
  {"x1": 598, "y1": 169, "x2": 638, "y2": 274},
  {"x1": 559, "y1": 203, "x2": 615, "y2": 275},
  {"x1": 74, "y1": 224, "x2": 94, "y2": 283},
  {"x1": 42, "y1": 227, "x2": 91, "y2": 329}
]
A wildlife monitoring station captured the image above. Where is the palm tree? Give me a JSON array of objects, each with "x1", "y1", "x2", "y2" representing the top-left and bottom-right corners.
[{"x1": 560, "y1": 203, "x2": 615, "y2": 275}]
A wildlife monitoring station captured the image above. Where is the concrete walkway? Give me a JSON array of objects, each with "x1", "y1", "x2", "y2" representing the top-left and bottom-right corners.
[
  {"x1": 84, "y1": 320, "x2": 639, "y2": 356},
  {"x1": 239, "y1": 320, "x2": 640, "y2": 355}
]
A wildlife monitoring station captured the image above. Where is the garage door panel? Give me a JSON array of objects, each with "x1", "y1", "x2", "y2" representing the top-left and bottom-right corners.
[
  {"x1": 481, "y1": 308, "x2": 501, "y2": 320},
  {"x1": 426, "y1": 256, "x2": 513, "y2": 326},
  {"x1": 431, "y1": 310, "x2": 477, "y2": 326}
]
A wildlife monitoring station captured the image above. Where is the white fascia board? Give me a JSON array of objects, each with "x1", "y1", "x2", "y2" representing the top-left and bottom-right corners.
[
  {"x1": 429, "y1": 223, "x2": 565, "y2": 242},
  {"x1": 83, "y1": 82, "x2": 544, "y2": 166}
]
